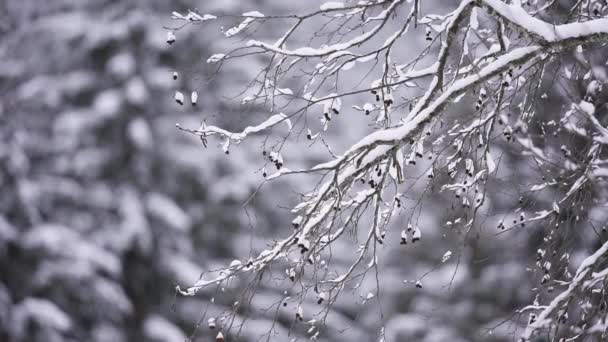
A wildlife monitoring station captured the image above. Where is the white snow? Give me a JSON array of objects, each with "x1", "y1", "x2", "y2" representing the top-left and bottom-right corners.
[
  {"x1": 146, "y1": 192, "x2": 192, "y2": 232},
  {"x1": 442, "y1": 251, "x2": 452, "y2": 263},
  {"x1": 171, "y1": 11, "x2": 217, "y2": 22},
  {"x1": 482, "y1": 0, "x2": 608, "y2": 42},
  {"x1": 166, "y1": 31, "x2": 176, "y2": 44},
  {"x1": 128, "y1": 117, "x2": 153, "y2": 149},
  {"x1": 225, "y1": 12, "x2": 264, "y2": 38},
  {"x1": 207, "y1": 53, "x2": 226, "y2": 63},
  {"x1": 246, "y1": 0, "x2": 404, "y2": 57},
  {"x1": 13, "y1": 298, "x2": 72, "y2": 334},
  {"x1": 143, "y1": 315, "x2": 186, "y2": 342},
  {"x1": 125, "y1": 78, "x2": 148, "y2": 105},
  {"x1": 201, "y1": 113, "x2": 292, "y2": 143},
  {"x1": 93, "y1": 278, "x2": 133, "y2": 316},
  {"x1": 21, "y1": 224, "x2": 122, "y2": 278},
  {"x1": 174, "y1": 91, "x2": 184, "y2": 105},
  {"x1": 578, "y1": 100, "x2": 595, "y2": 115},
  {"x1": 344, "y1": 45, "x2": 541, "y2": 156},
  {"x1": 94, "y1": 89, "x2": 123, "y2": 118},
  {"x1": 469, "y1": 7, "x2": 479, "y2": 30},
  {"x1": 191, "y1": 91, "x2": 198, "y2": 105},
  {"x1": 107, "y1": 52, "x2": 135, "y2": 78},
  {"x1": 320, "y1": 2, "x2": 345, "y2": 11}
]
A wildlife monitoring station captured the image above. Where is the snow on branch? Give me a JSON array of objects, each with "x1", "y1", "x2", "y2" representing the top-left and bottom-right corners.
[
  {"x1": 177, "y1": 113, "x2": 293, "y2": 145},
  {"x1": 245, "y1": 0, "x2": 405, "y2": 57},
  {"x1": 168, "y1": 0, "x2": 608, "y2": 339},
  {"x1": 521, "y1": 240, "x2": 608, "y2": 340}
]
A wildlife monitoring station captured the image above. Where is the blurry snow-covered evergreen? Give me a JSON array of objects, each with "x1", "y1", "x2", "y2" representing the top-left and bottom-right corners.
[
  {"x1": 1, "y1": 1, "x2": 602, "y2": 342},
  {"x1": 0, "y1": 1, "x2": 288, "y2": 341}
]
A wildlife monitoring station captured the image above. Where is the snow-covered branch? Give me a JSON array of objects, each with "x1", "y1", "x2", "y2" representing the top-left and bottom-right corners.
[
  {"x1": 521, "y1": 240, "x2": 608, "y2": 340},
  {"x1": 168, "y1": 0, "x2": 608, "y2": 339}
]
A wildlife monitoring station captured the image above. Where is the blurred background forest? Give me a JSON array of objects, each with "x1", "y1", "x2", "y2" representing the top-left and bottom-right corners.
[{"x1": 1, "y1": 0, "x2": 606, "y2": 341}]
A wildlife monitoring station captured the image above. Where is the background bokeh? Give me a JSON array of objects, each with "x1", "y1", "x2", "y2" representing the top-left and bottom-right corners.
[{"x1": 1, "y1": 1, "x2": 606, "y2": 341}]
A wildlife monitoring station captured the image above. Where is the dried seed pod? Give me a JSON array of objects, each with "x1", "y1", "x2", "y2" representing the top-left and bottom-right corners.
[
  {"x1": 174, "y1": 91, "x2": 184, "y2": 105},
  {"x1": 317, "y1": 292, "x2": 326, "y2": 304},
  {"x1": 166, "y1": 31, "x2": 176, "y2": 45},
  {"x1": 400, "y1": 230, "x2": 407, "y2": 245},
  {"x1": 412, "y1": 226, "x2": 421, "y2": 243},
  {"x1": 298, "y1": 239, "x2": 310, "y2": 253},
  {"x1": 425, "y1": 26, "x2": 432, "y2": 41}
]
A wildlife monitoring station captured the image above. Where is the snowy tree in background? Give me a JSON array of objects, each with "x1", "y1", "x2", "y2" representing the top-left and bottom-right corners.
[{"x1": 170, "y1": 0, "x2": 608, "y2": 341}]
